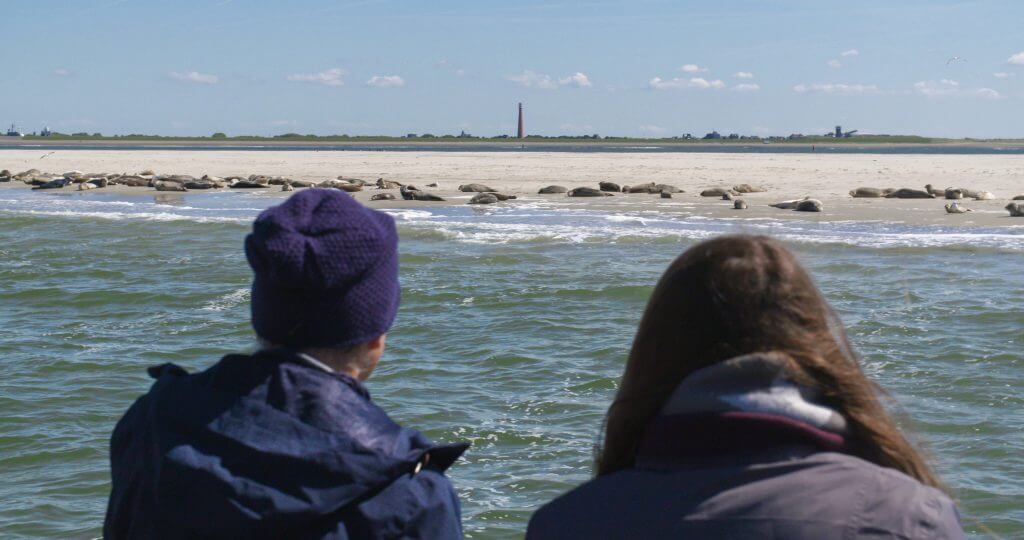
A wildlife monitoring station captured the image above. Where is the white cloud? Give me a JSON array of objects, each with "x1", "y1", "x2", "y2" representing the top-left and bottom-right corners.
[
  {"x1": 840, "y1": 49, "x2": 860, "y2": 57},
  {"x1": 170, "y1": 71, "x2": 219, "y2": 84},
  {"x1": 558, "y1": 72, "x2": 592, "y2": 88},
  {"x1": 638, "y1": 124, "x2": 667, "y2": 135},
  {"x1": 649, "y1": 76, "x2": 725, "y2": 90},
  {"x1": 53, "y1": 68, "x2": 73, "y2": 77},
  {"x1": 506, "y1": 70, "x2": 592, "y2": 89},
  {"x1": 993, "y1": 72, "x2": 1014, "y2": 79},
  {"x1": 733, "y1": 71, "x2": 754, "y2": 79},
  {"x1": 732, "y1": 83, "x2": 760, "y2": 92},
  {"x1": 913, "y1": 79, "x2": 959, "y2": 96},
  {"x1": 793, "y1": 83, "x2": 880, "y2": 95},
  {"x1": 287, "y1": 68, "x2": 345, "y2": 87},
  {"x1": 1007, "y1": 51, "x2": 1024, "y2": 65},
  {"x1": 366, "y1": 75, "x2": 405, "y2": 88},
  {"x1": 975, "y1": 88, "x2": 1003, "y2": 99},
  {"x1": 826, "y1": 59, "x2": 842, "y2": 69},
  {"x1": 680, "y1": 64, "x2": 709, "y2": 73}
]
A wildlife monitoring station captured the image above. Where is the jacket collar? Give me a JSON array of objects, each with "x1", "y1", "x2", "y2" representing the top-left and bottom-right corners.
[{"x1": 637, "y1": 352, "x2": 850, "y2": 467}]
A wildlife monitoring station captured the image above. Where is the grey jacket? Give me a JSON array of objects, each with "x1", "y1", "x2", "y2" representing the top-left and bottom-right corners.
[
  {"x1": 527, "y1": 447, "x2": 963, "y2": 539},
  {"x1": 528, "y1": 354, "x2": 963, "y2": 539}
]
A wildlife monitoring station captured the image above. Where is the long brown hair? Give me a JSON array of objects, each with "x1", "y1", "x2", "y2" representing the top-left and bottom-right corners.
[{"x1": 597, "y1": 235, "x2": 943, "y2": 489}]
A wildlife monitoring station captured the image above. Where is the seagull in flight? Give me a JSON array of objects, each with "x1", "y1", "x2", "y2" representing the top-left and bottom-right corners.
[{"x1": 946, "y1": 56, "x2": 967, "y2": 65}]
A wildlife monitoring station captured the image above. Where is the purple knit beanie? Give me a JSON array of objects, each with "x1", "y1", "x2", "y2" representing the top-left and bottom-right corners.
[{"x1": 245, "y1": 189, "x2": 400, "y2": 348}]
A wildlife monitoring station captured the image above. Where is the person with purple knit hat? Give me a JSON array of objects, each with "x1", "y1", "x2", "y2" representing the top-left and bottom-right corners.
[{"x1": 104, "y1": 189, "x2": 469, "y2": 539}]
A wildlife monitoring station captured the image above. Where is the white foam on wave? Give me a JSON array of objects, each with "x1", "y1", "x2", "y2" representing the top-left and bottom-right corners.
[
  {"x1": 1, "y1": 208, "x2": 250, "y2": 224},
  {"x1": 202, "y1": 288, "x2": 250, "y2": 311},
  {"x1": 392, "y1": 205, "x2": 1024, "y2": 251}
]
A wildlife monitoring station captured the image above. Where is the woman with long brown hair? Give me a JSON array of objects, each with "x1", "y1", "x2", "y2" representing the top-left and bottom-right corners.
[{"x1": 528, "y1": 235, "x2": 962, "y2": 539}]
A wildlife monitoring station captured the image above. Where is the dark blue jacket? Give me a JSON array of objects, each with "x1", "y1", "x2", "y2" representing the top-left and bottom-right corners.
[{"x1": 104, "y1": 349, "x2": 468, "y2": 539}]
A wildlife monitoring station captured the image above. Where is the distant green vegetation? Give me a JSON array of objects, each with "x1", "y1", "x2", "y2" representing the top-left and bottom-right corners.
[{"x1": 16, "y1": 132, "x2": 1023, "y2": 144}]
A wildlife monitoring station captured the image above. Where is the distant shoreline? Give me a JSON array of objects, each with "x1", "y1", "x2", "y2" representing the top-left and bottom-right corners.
[{"x1": 2, "y1": 138, "x2": 1024, "y2": 152}]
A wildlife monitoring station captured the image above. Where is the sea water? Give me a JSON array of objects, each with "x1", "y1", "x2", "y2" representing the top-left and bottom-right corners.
[{"x1": 0, "y1": 188, "x2": 1021, "y2": 538}]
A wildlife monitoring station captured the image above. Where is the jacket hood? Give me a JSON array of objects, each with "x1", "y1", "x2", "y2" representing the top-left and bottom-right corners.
[{"x1": 119, "y1": 349, "x2": 467, "y2": 536}]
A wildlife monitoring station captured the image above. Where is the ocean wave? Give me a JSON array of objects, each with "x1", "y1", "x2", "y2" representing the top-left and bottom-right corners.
[{"x1": 0, "y1": 208, "x2": 250, "y2": 223}]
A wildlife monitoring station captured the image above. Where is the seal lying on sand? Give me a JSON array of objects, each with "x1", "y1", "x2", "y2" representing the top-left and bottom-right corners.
[
  {"x1": 1006, "y1": 203, "x2": 1024, "y2": 217},
  {"x1": 924, "y1": 184, "x2": 945, "y2": 197},
  {"x1": 468, "y1": 193, "x2": 499, "y2": 205},
  {"x1": 400, "y1": 185, "x2": 445, "y2": 201},
  {"x1": 568, "y1": 187, "x2": 612, "y2": 197},
  {"x1": 31, "y1": 178, "x2": 73, "y2": 190},
  {"x1": 459, "y1": 183, "x2": 497, "y2": 193},
  {"x1": 1013, "y1": 195, "x2": 1024, "y2": 200},
  {"x1": 849, "y1": 187, "x2": 891, "y2": 198},
  {"x1": 886, "y1": 188, "x2": 935, "y2": 199},
  {"x1": 733, "y1": 184, "x2": 766, "y2": 193},
  {"x1": 599, "y1": 181, "x2": 621, "y2": 192},
  {"x1": 769, "y1": 197, "x2": 808, "y2": 209},
  {"x1": 538, "y1": 185, "x2": 568, "y2": 194},
  {"x1": 972, "y1": 191, "x2": 995, "y2": 200},
  {"x1": 370, "y1": 193, "x2": 396, "y2": 201},
  {"x1": 944, "y1": 202, "x2": 971, "y2": 214},
  {"x1": 944, "y1": 188, "x2": 964, "y2": 200},
  {"x1": 733, "y1": 199, "x2": 748, "y2": 210},
  {"x1": 154, "y1": 181, "x2": 187, "y2": 192},
  {"x1": 700, "y1": 187, "x2": 736, "y2": 197},
  {"x1": 377, "y1": 178, "x2": 403, "y2": 190},
  {"x1": 795, "y1": 199, "x2": 823, "y2": 212}
]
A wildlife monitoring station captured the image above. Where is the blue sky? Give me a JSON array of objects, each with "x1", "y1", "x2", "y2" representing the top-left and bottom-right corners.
[{"x1": 4, "y1": 0, "x2": 1024, "y2": 138}]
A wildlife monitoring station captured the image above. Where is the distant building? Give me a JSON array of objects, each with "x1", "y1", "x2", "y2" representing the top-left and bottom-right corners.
[
  {"x1": 703, "y1": 130, "x2": 722, "y2": 140},
  {"x1": 4, "y1": 123, "x2": 23, "y2": 137},
  {"x1": 41, "y1": 126, "x2": 52, "y2": 137},
  {"x1": 835, "y1": 125, "x2": 842, "y2": 138}
]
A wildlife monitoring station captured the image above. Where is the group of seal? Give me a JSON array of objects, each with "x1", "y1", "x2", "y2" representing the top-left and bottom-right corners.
[{"x1": 847, "y1": 184, "x2": 1019, "y2": 216}]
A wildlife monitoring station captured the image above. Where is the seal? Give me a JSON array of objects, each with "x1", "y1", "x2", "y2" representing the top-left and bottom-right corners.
[
  {"x1": 700, "y1": 187, "x2": 735, "y2": 197},
  {"x1": 599, "y1": 181, "x2": 621, "y2": 192},
  {"x1": 568, "y1": 187, "x2": 612, "y2": 197},
  {"x1": 944, "y1": 188, "x2": 964, "y2": 199},
  {"x1": 154, "y1": 181, "x2": 187, "y2": 192},
  {"x1": 734, "y1": 199, "x2": 748, "y2": 209},
  {"x1": 400, "y1": 185, "x2": 445, "y2": 201},
  {"x1": 376, "y1": 178, "x2": 403, "y2": 189},
  {"x1": 885, "y1": 188, "x2": 935, "y2": 199},
  {"x1": 721, "y1": 192, "x2": 734, "y2": 200},
  {"x1": 849, "y1": 187, "x2": 888, "y2": 198},
  {"x1": 972, "y1": 191, "x2": 995, "y2": 200},
  {"x1": 1006, "y1": 202, "x2": 1024, "y2": 217},
  {"x1": 538, "y1": 185, "x2": 567, "y2": 194},
  {"x1": 924, "y1": 184, "x2": 945, "y2": 196},
  {"x1": 468, "y1": 193, "x2": 499, "y2": 204},
  {"x1": 459, "y1": 183, "x2": 497, "y2": 193},
  {"x1": 769, "y1": 197, "x2": 808, "y2": 209},
  {"x1": 230, "y1": 180, "x2": 269, "y2": 189},
  {"x1": 795, "y1": 199, "x2": 823, "y2": 212},
  {"x1": 370, "y1": 193, "x2": 396, "y2": 201},
  {"x1": 655, "y1": 184, "x2": 683, "y2": 193},
  {"x1": 944, "y1": 202, "x2": 971, "y2": 214},
  {"x1": 660, "y1": 191, "x2": 672, "y2": 199},
  {"x1": 281, "y1": 183, "x2": 294, "y2": 192},
  {"x1": 733, "y1": 183, "x2": 766, "y2": 193}
]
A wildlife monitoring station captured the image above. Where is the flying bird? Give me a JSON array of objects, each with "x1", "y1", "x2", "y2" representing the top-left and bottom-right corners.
[
  {"x1": 40, "y1": 151, "x2": 55, "y2": 159},
  {"x1": 946, "y1": 56, "x2": 967, "y2": 65}
]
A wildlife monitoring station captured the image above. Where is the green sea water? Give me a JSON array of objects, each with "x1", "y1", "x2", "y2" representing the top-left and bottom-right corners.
[{"x1": 0, "y1": 189, "x2": 1021, "y2": 538}]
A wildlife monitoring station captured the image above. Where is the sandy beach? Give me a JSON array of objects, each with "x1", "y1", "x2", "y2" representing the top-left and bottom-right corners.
[{"x1": 2, "y1": 149, "x2": 1022, "y2": 227}]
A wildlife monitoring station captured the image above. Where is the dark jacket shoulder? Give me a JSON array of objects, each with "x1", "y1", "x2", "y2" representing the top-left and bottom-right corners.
[
  {"x1": 528, "y1": 450, "x2": 962, "y2": 540},
  {"x1": 105, "y1": 349, "x2": 468, "y2": 540}
]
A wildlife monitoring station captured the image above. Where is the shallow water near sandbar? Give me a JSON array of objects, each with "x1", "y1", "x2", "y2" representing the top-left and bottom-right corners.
[{"x1": 0, "y1": 189, "x2": 1021, "y2": 538}]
